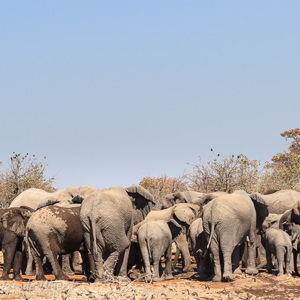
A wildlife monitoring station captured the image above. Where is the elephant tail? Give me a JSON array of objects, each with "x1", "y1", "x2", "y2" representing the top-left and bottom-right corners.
[
  {"x1": 89, "y1": 215, "x2": 97, "y2": 257},
  {"x1": 25, "y1": 228, "x2": 42, "y2": 257},
  {"x1": 204, "y1": 221, "x2": 215, "y2": 257}
]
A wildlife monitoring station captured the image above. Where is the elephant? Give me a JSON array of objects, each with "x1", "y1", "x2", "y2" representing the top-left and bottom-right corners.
[
  {"x1": 202, "y1": 190, "x2": 269, "y2": 282},
  {"x1": 133, "y1": 203, "x2": 202, "y2": 272},
  {"x1": 137, "y1": 219, "x2": 182, "y2": 282},
  {"x1": 0, "y1": 206, "x2": 35, "y2": 280},
  {"x1": 188, "y1": 218, "x2": 213, "y2": 279},
  {"x1": 285, "y1": 222, "x2": 300, "y2": 276},
  {"x1": 279, "y1": 200, "x2": 300, "y2": 230},
  {"x1": 80, "y1": 185, "x2": 155, "y2": 282},
  {"x1": 9, "y1": 186, "x2": 97, "y2": 210},
  {"x1": 26, "y1": 205, "x2": 92, "y2": 280},
  {"x1": 259, "y1": 220, "x2": 292, "y2": 276},
  {"x1": 162, "y1": 191, "x2": 227, "y2": 209},
  {"x1": 261, "y1": 190, "x2": 300, "y2": 214}
]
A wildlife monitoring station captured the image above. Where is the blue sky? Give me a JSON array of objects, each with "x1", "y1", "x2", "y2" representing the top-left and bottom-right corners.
[{"x1": 1, "y1": 1, "x2": 299, "y2": 189}]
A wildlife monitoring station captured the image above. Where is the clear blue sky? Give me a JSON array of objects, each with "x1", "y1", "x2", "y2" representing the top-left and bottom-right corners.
[{"x1": 1, "y1": 1, "x2": 299, "y2": 189}]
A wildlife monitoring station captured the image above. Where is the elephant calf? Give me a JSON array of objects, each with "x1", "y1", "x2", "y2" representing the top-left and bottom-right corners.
[
  {"x1": 137, "y1": 219, "x2": 182, "y2": 282},
  {"x1": 260, "y1": 224, "x2": 292, "y2": 276}
]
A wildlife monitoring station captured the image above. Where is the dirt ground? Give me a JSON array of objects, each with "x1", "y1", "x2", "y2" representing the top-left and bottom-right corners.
[{"x1": 0, "y1": 252, "x2": 300, "y2": 299}]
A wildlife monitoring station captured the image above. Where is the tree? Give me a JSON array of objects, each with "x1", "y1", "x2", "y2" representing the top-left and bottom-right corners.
[
  {"x1": 260, "y1": 128, "x2": 300, "y2": 192},
  {"x1": 185, "y1": 152, "x2": 261, "y2": 193},
  {"x1": 139, "y1": 175, "x2": 187, "y2": 204},
  {"x1": 0, "y1": 153, "x2": 56, "y2": 207}
]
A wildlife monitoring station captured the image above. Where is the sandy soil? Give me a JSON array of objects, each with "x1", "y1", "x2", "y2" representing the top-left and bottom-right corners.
[{"x1": 0, "y1": 252, "x2": 300, "y2": 299}]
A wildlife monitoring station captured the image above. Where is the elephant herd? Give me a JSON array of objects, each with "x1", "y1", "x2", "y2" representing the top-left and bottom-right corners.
[{"x1": 0, "y1": 186, "x2": 300, "y2": 283}]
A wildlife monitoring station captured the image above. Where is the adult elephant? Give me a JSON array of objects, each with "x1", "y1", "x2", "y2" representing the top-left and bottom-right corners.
[
  {"x1": 80, "y1": 185, "x2": 155, "y2": 282},
  {"x1": 202, "y1": 190, "x2": 269, "y2": 282},
  {"x1": 0, "y1": 206, "x2": 35, "y2": 280},
  {"x1": 162, "y1": 191, "x2": 227, "y2": 209},
  {"x1": 133, "y1": 203, "x2": 202, "y2": 272},
  {"x1": 262, "y1": 190, "x2": 300, "y2": 214},
  {"x1": 9, "y1": 186, "x2": 97, "y2": 210}
]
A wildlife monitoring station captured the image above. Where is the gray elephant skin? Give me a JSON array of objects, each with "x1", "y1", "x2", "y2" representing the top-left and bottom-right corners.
[
  {"x1": 162, "y1": 191, "x2": 227, "y2": 209},
  {"x1": 26, "y1": 205, "x2": 91, "y2": 280},
  {"x1": 9, "y1": 186, "x2": 97, "y2": 210},
  {"x1": 188, "y1": 218, "x2": 213, "y2": 279},
  {"x1": 80, "y1": 185, "x2": 155, "y2": 282},
  {"x1": 133, "y1": 203, "x2": 202, "y2": 272},
  {"x1": 262, "y1": 190, "x2": 300, "y2": 214},
  {"x1": 137, "y1": 219, "x2": 182, "y2": 282},
  {"x1": 0, "y1": 206, "x2": 35, "y2": 280},
  {"x1": 202, "y1": 190, "x2": 269, "y2": 282},
  {"x1": 260, "y1": 220, "x2": 292, "y2": 276}
]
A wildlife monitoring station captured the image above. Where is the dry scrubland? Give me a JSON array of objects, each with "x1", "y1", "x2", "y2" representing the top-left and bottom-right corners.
[{"x1": 0, "y1": 254, "x2": 300, "y2": 299}]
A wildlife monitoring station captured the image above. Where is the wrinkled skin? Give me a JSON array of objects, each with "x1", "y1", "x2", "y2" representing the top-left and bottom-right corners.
[
  {"x1": 260, "y1": 223, "x2": 292, "y2": 276},
  {"x1": 133, "y1": 203, "x2": 202, "y2": 272},
  {"x1": 162, "y1": 191, "x2": 227, "y2": 209},
  {"x1": 137, "y1": 219, "x2": 182, "y2": 282},
  {"x1": 279, "y1": 200, "x2": 300, "y2": 231},
  {"x1": 0, "y1": 207, "x2": 35, "y2": 280},
  {"x1": 80, "y1": 185, "x2": 155, "y2": 282},
  {"x1": 188, "y1": 218, "x2": 213, "y2": 279},
  {"x1": 10, "y1": 186, "x2": 97, "y2": 210},
  {"x1": 285, "y1": 222, "x2": 300, "y2": 276},
  {"x1": 202, "y1": 190, "x2": 269, "y2": 282},
  {"x1": 262, "y1": 190, "x2": 300, "y2": 214},
  {"x1": 26, "y1": 206, "x2": 91, "y2": 280}
]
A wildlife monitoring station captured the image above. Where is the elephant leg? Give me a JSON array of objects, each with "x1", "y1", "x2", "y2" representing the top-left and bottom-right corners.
[
  {"x1": 12, "y1": 239, "x2": 23, "y2": 281},
  {"x1": 152, "y1": 257, "x2": 162, "y2": 282},
  {"x1": 31, "y1": 251, "x2": 46, "y2": 281},
  {"x1": 265, "y1": 246, "x2": 273, "y2": 274},
  {"x1": 293, "y1": 250, "x2": 299, "y2": 275},
  {"x1": 62, "y1": 254, "x2": 74, "y2": 275},
  {"x1": 221, "y1": 239, "x2": 235, "y2": 282},
  {"x1": 172, "y1": 245, "x2": 180, "y2": 271},
  {"x1": 72, "y1": 251, "x2": 82, "y2": 273},
  {"x1": 276, "y1": 247, "x2": 285, "y2": 276},
  {"x1": 232, "y1": 246, "x2": 242, "y2": 274},
  {"x1": 176, "y1": 232, "x2": 192, "y2": 272},
  {"x1": 285, "y1": 247, "x2": 291, "y2": 275},
  {"x1": 1, "y1": 243, "x2": 17, "y2": 280},
  {"x1": 25, "y1": 245, "x2": 34, "y2": 276},
  {"x1": 245, "y1": 235, "x2": 259, "y2": 275},
  {"x1": 210, "y1": 238, "x2": 222, "y2": 282},
  {"x1": 139, "y1": 240, "x2": 152, "y2": 283},
  {"x1": 164, "y1": 245, "x2": 174, "y2": 280},
  {"x1": 104, "y1": 250, "x2": 120, "y2": 277}
]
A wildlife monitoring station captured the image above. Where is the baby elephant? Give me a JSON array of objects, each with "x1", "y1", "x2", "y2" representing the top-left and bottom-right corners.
[
  {"x1": 260, "y1": 221, "x2": 292, "y2": 276},
  {"x1": 137, "y1": 219, "x2": 182, "y2": 283}
]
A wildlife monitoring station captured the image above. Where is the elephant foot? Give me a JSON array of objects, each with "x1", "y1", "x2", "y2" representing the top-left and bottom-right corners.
[
  {"x1": 144, "y1": 275, "x2": 152, "y2": 283},
  {"x1": 233, "y1": 267, "x2": 242, "y2": 274},
  {"x1": 153, "y1": 276, "x2": 163, "y2": 282},
  {"x1": 212, "y1": 275, "x2": 222, "y2": 282},
  {"x1": 165, "y1": 274, "x2": 174, "y2": 280},
  {"x1": 245, "y1": 267, "x2": 258, "y2": 275},
  {"x1": 63, "y1": 268, "x2": 75, "y2": 276},
  {"x1": 56, "y1": 273, "x2": 69, "y2": 281},
  {"x1": 0, "y1": 275, "x2": 11, "y2": 281},
  {"x1": 36, "y1": 275, "x2": 47, "y2": 281},
  {"x1": 116, "y1": 276, "x2": 131, "y2": 283},
  {"x1": 223, "y1": 273, "x2": 235, "y2": 282},
  {"x1": 73, "y1": 266, "x2": 82, "y2": 273},
  {"x1": 25, "y1": 271, "x2": 35, "y2": 276},
  {"x1": 277, "y1": 272, "x2": 284, "y2": 276},
  {"x1": 13, "y1": 274, "x2": 23, "y2": 281},
  {"x1": 182, "y1": 265, "x2": 194, "y2": 273}
]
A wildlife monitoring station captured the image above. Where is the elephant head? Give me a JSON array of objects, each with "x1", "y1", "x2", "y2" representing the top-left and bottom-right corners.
[
  {"x1": 125, "y1": 185, "x2": 156, "y2": 225},
  {"x1": 167, "y1": 219, "x2": 182, "y2": 241},
  {"x1": 173, "y1": 203, "x2": 203, "y2": 227},
  {"x1": 279, "y1": 200, "x2": 300, "y2": 230},
  {"x1": 0, "y1": 206, "x2": 35, "y2": 237},
  {"x1": 162, "y1": 192, "x2": 186, "y2": 209}
]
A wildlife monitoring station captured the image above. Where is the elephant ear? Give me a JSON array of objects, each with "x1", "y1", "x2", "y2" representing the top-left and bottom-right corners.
[
  {"x1": 125, "y1": 185, "x2": 156, "y2": 225},
  {"x1": 279, "y1": 209, "x2": 292, "y2": 230},
  {"x1": 173, "y1": 204, "x2": 197, "y2": 226},
  {"x1": 249, "y1": 193, "x2": 269, "y2": 228},
  {"x1": 162, "y1": 193, "x2": 175, "y2": 209},
  {"x1": 291, "y1": 200, "x2": 300, "y2": 224},
  {"x1": 72, "y1": 195, "x2": 84, "y2": 204},
  {"x1": 173, "y1": 192, "x2": 187, "y2": 204},
  {"x1": 1, "y1": 207, "x2": 34, "y2": 237},
  {"x1": 167, "y1": 219, "x2": 182, "y2": 241}
]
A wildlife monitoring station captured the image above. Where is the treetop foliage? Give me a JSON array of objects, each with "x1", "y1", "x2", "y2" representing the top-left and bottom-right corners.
[{"x1": 0, "y1": 153, "x2": 56, "y2": 207}]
